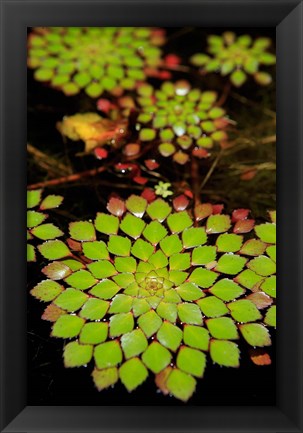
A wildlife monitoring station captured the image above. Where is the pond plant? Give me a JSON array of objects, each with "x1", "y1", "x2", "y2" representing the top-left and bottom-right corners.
[
  {"x1": 190, "y1": 32, "x2": 276, "y2": 87},
  {"x1": 27, "y1": 27, "x2": 276, "y2": 403}
]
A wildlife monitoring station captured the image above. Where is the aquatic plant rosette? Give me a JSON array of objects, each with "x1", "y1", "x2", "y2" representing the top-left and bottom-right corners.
[
  {"x1": 190, "y1": 32, "x2": 276, "y2": 87},
  {"x1": 27, "y1": 189, "x2": 64, "y2": 262},
  {"x1": 28, "y1": 27, "x2": 165, "y2": 98},
  {"x1": 134, "y1": 81, "x2": 230, "y2": 164},
  {"x1": 30, "y1": 192, "x2": 276, "y2": 402}
]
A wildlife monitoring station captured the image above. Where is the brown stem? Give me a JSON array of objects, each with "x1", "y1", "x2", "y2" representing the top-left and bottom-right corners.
[
  {"x1": 27, "y1": 143, "x2": 71, "y2": 177},
  {"x1": 191, "y1": 157, "x2": 201, "y2": 206},
  {"x1": 200, "y1": 149, "x2": 225, "y2": 191},
  {"x1": 217, "y1": 81, "x2": 232, "y2": 106},
  {"x1": 28, "y1": 165, "x2": 107, "y2": 189}
]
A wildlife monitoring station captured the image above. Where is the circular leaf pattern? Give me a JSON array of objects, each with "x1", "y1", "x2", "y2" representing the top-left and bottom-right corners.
[
  {"x1": 31, "y1": 195, "x2": 276, "y2": 402},
  {"x1": 28, "y1": 27, "x2": 165, "y2": 97},
  {"x1": 190, "y1": 32, "x2": 275, "y2": 87}
]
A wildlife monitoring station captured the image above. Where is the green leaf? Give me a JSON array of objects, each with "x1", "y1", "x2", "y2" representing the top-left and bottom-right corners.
[
  {"x1": 254, "y1": 72, "x2": 272, "y2": 86},
  {"x1": 86, "y1": 82, "x2": 103, "y2": 98},
  {"x1": 157, "y1": 322, "x2": 182, "y2": 351},
  {"x1": 131, "y1": 239, "x2": 154, "y2": 261},
  {"x1": 54, "y1": 288, "x2": 88, "y2": 312},
  {"x1": 27, "y1": 210, "x2": 46, "y2": 228},
  {"x1": 163, "y1": 289, "x2": 182, "y2": 304},
  {"x1": 240, "y1": 323, "x2": 272, "y2": 346},
  {"x1": 27, "y1": 189, "x2": 42, "y2": 208},
  {"x1": 235, "y1": 269, "x2": 264, "y2": 290},
  {"x1": 80, "y1": 298, "x2": 109, "y2": 320},
  {"x1": 109, "y1": 312, "x2": 134, "y2": 337},
  {"x1": 125, "y1": 195, "x2": 147, "y2": 218},
  {"x1": 244, "y1": 58, "x2": 258, "y2": 74},
  {"x1": 189, "y1": 267, "x2": 218, "y2": 288},
  {"x1": 112, "y1": 273, "x2": 135, "y2": 289},
  {"x1": 79, "y1": 322, "x2": 108, "y2": 344},
  {"x1": 69, "y1": 221, "x2": 96, "y2": 241},
  {"x1": 133, "y1": 299, "x2": 150, "y2": 317},
  {"x1": 215, "y1": 253, "x2": 247, "y2": 275},
  {"x1": 206, "y1": 215, "x2": 231, "y2": 234},
  {"x1": 52, "y1": 314, "x2": 85, "y2": 338},
  {"x1": 176, "y1": 346, "x2": 206, "y2": 377},
  {"x1": 40, "y1": 195, "x2": 63, "y2": 210},
  {"x1": 92, "y1": 367, "x2": 118, "y2": 391},
  {"x1": 191, "y1": 246, "x2": 217, "y2": 265},
  {"x1": 146, "y1": 199, "x2": 172, "y2": 222},
  {"x1": 109, "y1": 294, "x2": 133, "y2": 313},
  {"x1": 169, "y1": 253, "x2": 191, "y2": 271},
  {"x1": 160, "y1": 234, "x2": 183, "y2": 257},
  {"x1": 197, "y1": 296, "x2": 229, "y2": 318},
  {"x1": 89, "y1": 279, "x2": 120, "y2": 299},
  {"x1": 159, "y1": 143, "x2": 176, "y2": 157},
  {"x1": 264, "y1": 305, "x2": 276, "y2": 327},
  {"x1": 87, "y1": 260, "x2": 117, "y2": 279},
  {"x1": 206, "y1": 317, "x2": 239, "y2": 339},
  {"x1": 38, "y1": 240, "x2": 71, "y2": 260},
  {"x1": 255, "y1": 223, "x2": 276, "y2": 244},
  {"x1": 82, "y1": 241, "x2": 109, "y2": 260},
  {"x1": 209, "y1": 279, "x2": 244, "y2": 301},
  {"x1": 148, "y1": 250, "x2": 168, "y2": 268},
  {"x1": 108, "y1": 235, "x2": 131, "y2": 257},
  {"x1": 261, "y1": 276, "x2": 276, "y2": 298},
  {"x1": 27, "y1": 244, "x2": 36, "y2": 262},
  {"x1": 34, "y1": 67, "x2": 54, "y2": 81},
  {"x1": 114, "y1": 257, "x2": 137, "y2": 273},
  {"x1": 176, "y1": 282, "x2": 204, "y2": 301},
  {"x1": 156, "y1": 302, "x2": 177, "y2": 323},
  {"x1": 216, "y1": 233, "x2": 243, "y2": 252},
  {"x1": 182, "y1": 227, "x2": 207, "y2": 249},
  {"x1": 121, "y1": 329, "x2": 148, "y2": 358},
  {"x1": 138, "y1": 310, "x2": 162, "y2": 337},
  {"x1": 166, "y1": 369, "x2": 196, "y2": 402},
  {"x1": 95, "y1": 213, "x2": 119, "y2": 235},
  {"x1": 119, "y1": 358, "x2": 148, "y2": 391},
  {"x1": 31, "y1": 223, "x2": 63, "y2": 240},
  {"x1": 183, "y1": 325, "x2": 210, "y2": 351},
  {"x1": 239, "y1": 239, "x2": 267, "y2": 256},
  {"x1": 228, "y1": 299, "x2": 262, "y2": 323},
  {"x1": 30, "y1": 279, "x2": 63, "y2": 302},
  {"x1": 142, "y1": 342, "x2": 172, "y2": 373},
  {"x1": 143, "y1": 221, "x2": 168, "y2": 245},
  {"x1": 168, "y1": 270, "x2": 188, "y2": 285},
  {"x1": 139, "y1": 128, "x2": 156, "y2": 141},
  {"x1": 63, "y1": 341, "x2": 93, "y2": 368},
  {"x1": 61, "y1": 259, "x2": 84, "y2": 271},
  {"x1": 177, "y1": 303, "x2": 203, "y2": 325},
  {"x1": 210, "y1": 340, "x2": 240, "y2": 367},
  {"x1": 167, "y1": 211, "x2": 193, "y2": 234},
  {"x1": 230, "y1": 69, "x2": 247, "y2": 87},
  {"x1": 42, "y1": 261, "x2": 72, "y2": 280},
  {"x1": 247, "y1": 256, "x2": 276, "y2": 276},
  {"x1": 64, "y1": 270, "x2": 97, "y2": 290},
  {"x1": 94, "y1": 340, "x2": 123, "y2": 369},
  {"x1": 120, "y1": 214, "x2": 146, "y2": 239},
  {"x1": 266, "y1": 245, "x2": 276, "y2": 262}
]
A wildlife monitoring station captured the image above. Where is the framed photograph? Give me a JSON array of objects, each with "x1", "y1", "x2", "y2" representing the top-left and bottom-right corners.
[{"x1": 1, "y1": 1, "x2": 302, "y2": 432}]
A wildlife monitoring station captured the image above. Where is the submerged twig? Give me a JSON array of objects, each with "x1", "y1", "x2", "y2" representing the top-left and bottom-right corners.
[
  {"x1": 28, "y1": 165, "x2": 107, "y2": 189},
  {"x1": 27, "y1": 143, "x2": 72, "y2": 177},
  {"x1": 200, "y1": 149, "x2": 225, "y2": 191}
]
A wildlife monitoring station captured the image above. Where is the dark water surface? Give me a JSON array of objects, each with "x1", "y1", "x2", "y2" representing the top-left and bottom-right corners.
[{"x1": 27, "y1": 27, "x2": 276, "y2": 406}]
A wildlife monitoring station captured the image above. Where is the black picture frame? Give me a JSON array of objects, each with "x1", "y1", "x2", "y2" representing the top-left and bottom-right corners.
[{"x1": 1, "y1": 0, "x2": 302, "y2": 432}]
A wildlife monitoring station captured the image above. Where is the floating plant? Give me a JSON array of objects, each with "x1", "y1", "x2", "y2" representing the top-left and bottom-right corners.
[
  {"x1": 134, "y1": 81, "x2": 230, "y2": 164},
  {"x1": 30, "y1": 193, "x2": 276, "y2": 401},
  {"x1": 190, "y1": 32, "x2": 276, "y2": 87},
  {"x1": 28, "y1": 27, "x2": 165, "y2": 97},
  {"x1": 27, "y1": 189, "x2": 64, "y2": 262}
]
